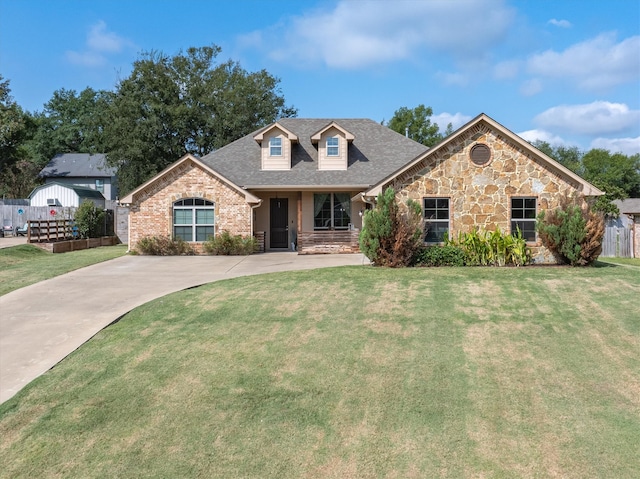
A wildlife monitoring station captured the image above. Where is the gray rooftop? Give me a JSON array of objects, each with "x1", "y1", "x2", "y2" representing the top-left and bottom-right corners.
[
  {"x1": 200, "y1": 119, "x2": 429, "y2": 188},
  {"x1": 39, "y1": 153, "x2": 116, "y2": 178},
  {"x1": 614, "y1": 198, "x2": 640, "y2": 214}
]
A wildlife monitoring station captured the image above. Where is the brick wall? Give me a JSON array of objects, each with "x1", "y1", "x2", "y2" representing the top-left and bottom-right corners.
[
  {"x1": 393, "y1": 123, "x2": 587, "y2": 263},
  {"x1": 128, "y1": 160, "x2": 252, "y2": 252}
]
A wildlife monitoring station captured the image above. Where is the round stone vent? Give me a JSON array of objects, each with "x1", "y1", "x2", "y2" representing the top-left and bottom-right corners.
[{"x1": 470, "y1": 143, "x2": 491, "y2": 166}]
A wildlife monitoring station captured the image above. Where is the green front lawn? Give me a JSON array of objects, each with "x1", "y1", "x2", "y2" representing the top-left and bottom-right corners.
[
  {"x1": 1, "y1": 265, "x2": 639, "y2": 478},
  {"x1": 0, "y1": 244, "x2": 127, "y2": 296}
]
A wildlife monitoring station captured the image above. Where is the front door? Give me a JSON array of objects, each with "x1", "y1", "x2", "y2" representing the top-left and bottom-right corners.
[{"x1": 270, "y1": 198, "x2": 288, "y2": 248}]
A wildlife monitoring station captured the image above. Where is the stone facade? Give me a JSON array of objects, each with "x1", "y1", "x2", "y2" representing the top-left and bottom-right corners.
[
  {"x1": 393, "y1": 123, "x2": 586, "y2": 263},
  {"x1": 127, "y1": 159, "x2": 252, "y2": 252}
]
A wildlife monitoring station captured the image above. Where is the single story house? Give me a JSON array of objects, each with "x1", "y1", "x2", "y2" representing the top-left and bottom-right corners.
[
  {"x1": 39, "y1": 153, "x2": 118, "y2": 201},
  {"x1": 29, "y1": 182, "x2": 106, "y2": 208},
  {"x1": 120, "y1": 113, "x2": 603, "y2": 263}
]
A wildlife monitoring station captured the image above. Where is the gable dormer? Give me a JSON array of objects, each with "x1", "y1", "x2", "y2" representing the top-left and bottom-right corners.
[
  {"x1": 254, "y1": 122, "x2": 298, "y2": 170},
  {"x1": 311, "y1": 122, "x2": 355, "y2": 170}
]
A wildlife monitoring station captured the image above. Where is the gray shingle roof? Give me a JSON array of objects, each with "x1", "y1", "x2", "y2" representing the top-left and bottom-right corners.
[
  {"x1": 39, "y1": 153, "x2": 116, "y2": 178},
  {"x1": 199, "y1": 119, "x2": 428, "y2": 188},
  {"x1": 614, "y1": 198, "x2": 640, "y2": 214}
]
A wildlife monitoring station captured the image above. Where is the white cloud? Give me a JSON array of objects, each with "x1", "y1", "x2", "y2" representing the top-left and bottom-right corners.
[
  {"x1": 432, "y1": 112, "x2": 472, "y2": 132},
  {"x1": 245, "y1": 0, "x2": 515, "y2": 69},
  {"x1": 534, "y1": 101, "x2": 640, "y2": 135},
  {"x1": 547, "y1": 18, "x2": 572, "y2": 28},
  {"x1": 519, "y1": 78, "x2": 542, "y2": 96},
  {"x1": 590, "y1": 137, "x2": 640, "y2": 155},
  {"x1": 527, "y1": 33, "x2": 640, "y2": 90},
  {"x1": 87, "y1": 20, "x2": 129, "y2": 53},
  {"x1": 518, "y1": 129, "x2": 566, "y2": 146},
  {"x1": 66, "y1": 21, "x2": 134, "y2": 68}
]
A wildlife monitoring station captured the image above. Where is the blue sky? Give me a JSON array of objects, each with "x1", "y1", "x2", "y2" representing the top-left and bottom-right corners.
[{"x1": 1, "y1": 0, "x2": 639, "y2": 155}]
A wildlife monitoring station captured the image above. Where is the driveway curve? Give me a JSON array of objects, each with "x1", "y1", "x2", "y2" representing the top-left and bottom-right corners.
[{"x1": 0, "y1": 252, "x2": 369, "y2": 403}]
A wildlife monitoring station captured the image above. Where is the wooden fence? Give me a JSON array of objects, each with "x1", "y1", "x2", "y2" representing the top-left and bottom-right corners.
[
  {"x1": 601, "y1": 226, "x2": 632, "y2": 257},
  {"x1": 25, "y1": 219, "x2": 76, "y2": 243}
]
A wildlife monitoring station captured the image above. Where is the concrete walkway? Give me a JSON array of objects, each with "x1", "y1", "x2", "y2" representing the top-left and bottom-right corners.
[{"x1": 0, "y1": 252, "x2": 370, "y2": 403}]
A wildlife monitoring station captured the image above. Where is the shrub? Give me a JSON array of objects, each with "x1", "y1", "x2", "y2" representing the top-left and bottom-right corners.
[
  {"x1": 537, "y1": 197, "x2": 604, "y2": 266},
  {"x1": 359, "y1": 187, "x2": 424, "y2": 267},
  {"x1": 74, "y1": 201, "x2": 106, "y2": 239},
  {"x1": 414, "y1": 245, "x2": 467, "y2": 266},
  {"x1": 136, "y1": 235, "x2": 195, "y2": 255},
  {"x1": 445, "y1": 227, "x2": 531, "y2": 266},
  {"x1": 203, "y1": 230, "x2": 257, "y2": 255}
]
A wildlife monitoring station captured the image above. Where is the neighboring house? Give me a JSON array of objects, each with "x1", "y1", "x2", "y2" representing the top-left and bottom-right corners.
[
  {"x1": 120, "y1": 114, "x2": 603, "y2": 263},
  {"x1": 29, "y1": 182, "x2": 106, "y2": 208},
  {"x1": 613, "y1": 199, "x2": 640, "y2": 258},
  {"x1": 39, "y1": 153, "x2": 118, "y2": 201}
]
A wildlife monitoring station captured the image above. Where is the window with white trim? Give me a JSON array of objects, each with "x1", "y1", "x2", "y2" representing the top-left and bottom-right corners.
[
  {"x1": 95, "y1": 179, "x2": 104, "y2": 193},
  {"x1": 313, "y1": 193, "x2": 351, "y2": 230},
  {"x1": 326, "y1": 136, "x2": 339, "y2": 156},
  {"x1": 173, "y1": 198, "x2": 215, "y2": 242},
  {"x1": 269, "y1": 136, "x2": 282, "y2": 156},
  {"x1": 424, "y1": 198, "x2": 449, "y2": 243},
  {"x1": 511, "y1": 197, "x2": 536, "y2": 242}
]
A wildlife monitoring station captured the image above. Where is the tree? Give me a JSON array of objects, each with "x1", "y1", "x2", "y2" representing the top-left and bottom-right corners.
[
  {"x1": 532, "y1": 141, "x2": 640, "y2": 215},
  {"x1": 27, "y1": 87, "x2": 113, "y2": 166},
  {"x1": 103, "y1": 45, "x2": 297, "y2": 194},
  {"x1": 581, "y1": 149, "x2": 640, "y2": 198},
  {"x1": 386, "y1": 104, "x2": 448, "y2": 147},
  {"x1": 0, "y1": 75, "x2": 37, "y2": 197}
]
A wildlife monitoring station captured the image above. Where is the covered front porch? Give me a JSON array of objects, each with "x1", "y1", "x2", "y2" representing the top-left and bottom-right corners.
[{"x1": 251, "y1": 190, "x2": 366, "y2": 254}]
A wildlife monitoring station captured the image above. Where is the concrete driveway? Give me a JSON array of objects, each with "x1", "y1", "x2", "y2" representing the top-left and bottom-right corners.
[{"x1": 0, "y1": 252, "x2": 370, "y2": 403}]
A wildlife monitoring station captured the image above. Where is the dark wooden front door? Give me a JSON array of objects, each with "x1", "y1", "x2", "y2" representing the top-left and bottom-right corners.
[{"x1": 270, "y1": 198, "x2": 288, "y2": 248}]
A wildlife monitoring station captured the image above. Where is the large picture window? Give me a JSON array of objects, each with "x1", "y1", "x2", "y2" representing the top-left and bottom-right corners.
[
  {"x1": 511, "y1": 197, "x2": 536, "y2": 242},
  {"x1": 313, "y1": 193, "x2": 351, "y2": 230},
  {"x1": 424, "y1": 198, "x2": 449, "y2": 243},
  {"x1": 173, "y1": 198, "x2": 215, "y2": 242}
]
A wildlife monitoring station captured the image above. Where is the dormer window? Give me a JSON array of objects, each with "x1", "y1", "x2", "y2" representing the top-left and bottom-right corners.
[
  {"x1": 269, "y1": 137, "x2": 282, "y2": 156},
  {"x1": 311, "y1": 122, "x2": 354, "y2": 171},
  {"x1": 254, "y1": 123, "x2": 298, "y2": 170},
  {"x1": 327, "y1": 137, "x2": 339, "y2": 156}
]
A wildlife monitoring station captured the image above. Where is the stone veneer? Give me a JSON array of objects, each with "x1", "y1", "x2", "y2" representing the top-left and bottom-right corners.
[
  {"x1": 128, "y1": 159, "x2": 252, "y2": 253},
  {"x1": 393, "y1": 123, "x2": 586, "y2": 263}
]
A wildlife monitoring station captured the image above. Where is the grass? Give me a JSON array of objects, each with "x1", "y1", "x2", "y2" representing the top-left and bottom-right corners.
[
  {"x1": 597, "y1": 257, "x2": 640, "y2": 267},
  {"x1": 0, "y1": 244, "x2": 127, "y2": 296},
  {"x1": 1, "y1": 264, "x2": 639, "y2": 478}
]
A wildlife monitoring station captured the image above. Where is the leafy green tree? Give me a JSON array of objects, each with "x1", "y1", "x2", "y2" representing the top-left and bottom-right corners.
[
  {"x1": 0, "y1": 75, "x2": 37, "y2": 197},
  {"x1": 27, "y1": 87, "x2": 113, "y2": 166},
  {"x1": 532, "y1": 141, "x2": 640, "y2": 215},
  {"x1": 581, "y1": 149, "x2": 640, "y2": 198},
  {"x1": 74, "y1": 201, "x2": 106, "y2": 238},
  {"x1": 103, "y1": 45, "x2": 297, "y2": 194},
  {"x1": 386, "y1": 104, "x2": 448, "y2": 147}
]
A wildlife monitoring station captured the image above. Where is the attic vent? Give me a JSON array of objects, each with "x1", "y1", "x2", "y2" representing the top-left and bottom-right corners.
[{"x1": 470, "y1": 143, "x2": 491, "y2": 166}]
